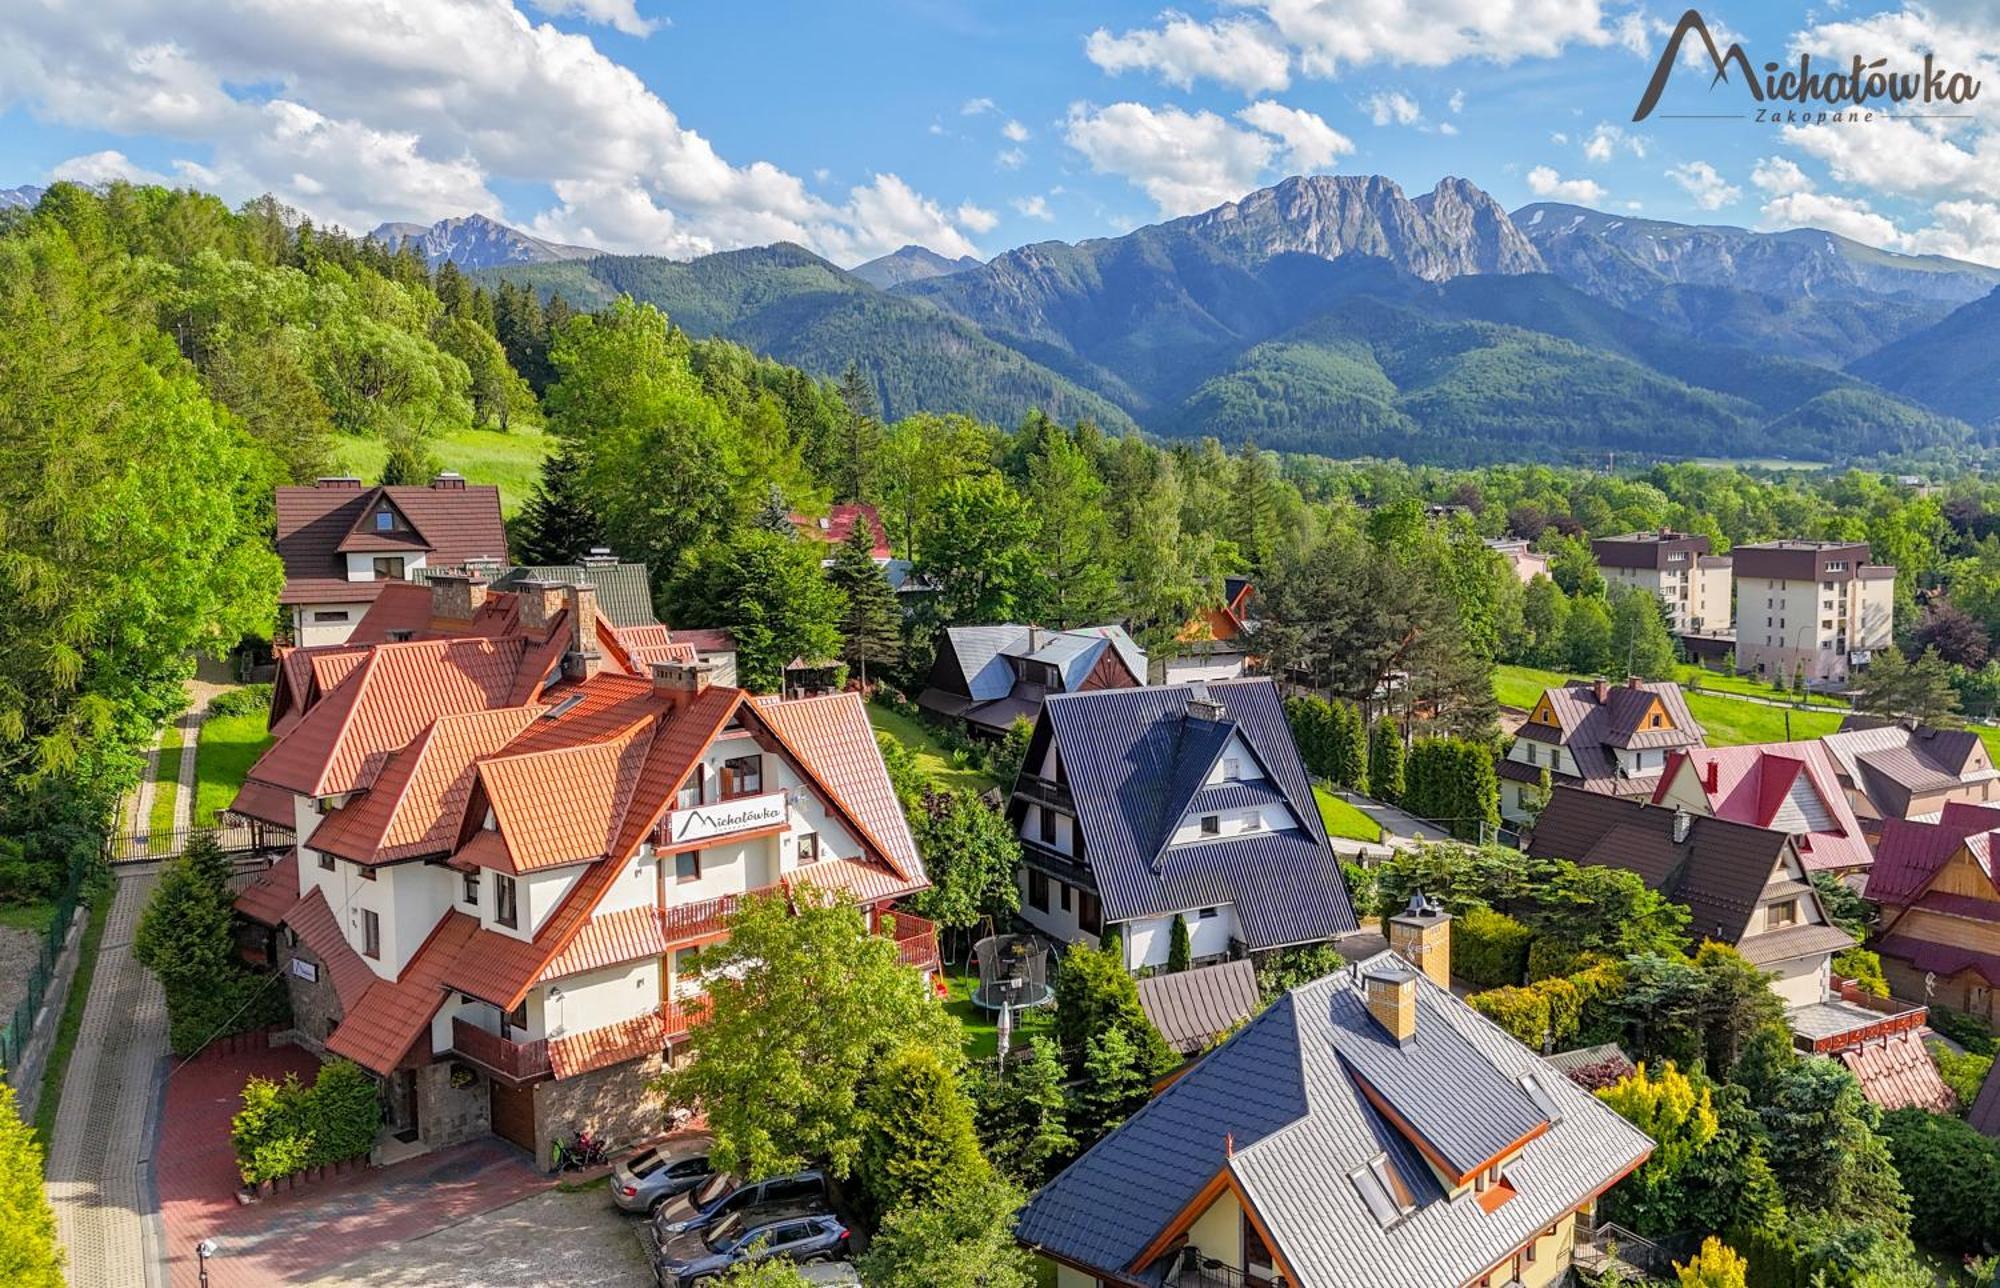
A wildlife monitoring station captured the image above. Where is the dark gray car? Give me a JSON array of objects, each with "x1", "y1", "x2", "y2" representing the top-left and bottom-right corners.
[
  {"x1": 651, "y1": 1169, "x2": 831, "y2": 1235},
  {"x1": 610, "y1": 1147, "x2": 715, "y2": 1214},
  {"x1": 649, "y1": 1205, "x2": 850, "y2": 1287}
]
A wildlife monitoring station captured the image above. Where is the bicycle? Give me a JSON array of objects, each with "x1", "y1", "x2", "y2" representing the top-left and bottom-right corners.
[{"x1": 551, "y1": 1126, "x2": 611, "y2": 1172}]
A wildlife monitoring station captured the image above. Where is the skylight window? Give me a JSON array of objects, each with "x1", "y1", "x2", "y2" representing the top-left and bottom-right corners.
[
  {"x1": 543, "y1": 693, "x2": 586, "y2": 720},
  {"x1": 1518, "y1": 1070, "x2": 1564, "y2": 1125},
  {"x1": 1348, "y1": 1153, "x2": 1416, "y2": 1228}
]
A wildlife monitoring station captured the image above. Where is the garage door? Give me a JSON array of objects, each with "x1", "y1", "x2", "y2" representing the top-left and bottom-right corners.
[{"x1": 490, "y1": 1081, "x2": 536, "y2": 1154}]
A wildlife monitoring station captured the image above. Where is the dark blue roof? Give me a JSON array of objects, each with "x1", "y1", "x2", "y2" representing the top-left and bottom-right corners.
[
  {"x1": 1186, "y1": 781, "x2": 1288, "y2": 814},
  {"x1": 1039, "y1": 679, "x2": 1356, "y2": 948}
]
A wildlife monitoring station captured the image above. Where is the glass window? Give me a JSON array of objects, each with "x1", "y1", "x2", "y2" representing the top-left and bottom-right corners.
[
  {"x1": 1766, "y1": 899, "x2": 1799, "y2": 929},
  {"x1": 676, "y1": 850, "x2": 701, "y2": 883},
  {"x1": 505, "y1": 1000, "x2": 527, "y2": 1032},
  {"x1": 1200, "y1": 815, "x2": 1221, "y2": 837},
  {"x1": 797, "y1": 832, "x2": 820, "y2": 865},
  {"x1": 677, "y1": 764, "x2": 706, "y2": 809},
  {"x1": 461, "y1": 871, "x2": 479, "y2": 906},
  {"x1": 495, "y1": 873, "x2": 518, "y2": 929},
  {"x1": 722, "y1": 754, "x2": 762, "y2": 796},
  {"x1": 318, "y1": 852, "x2": 335, "y2": 872},
  {"x1": 372, "y1": 556, "x2": 406, "y2": 580},
  {"x1": 1200, "y1": 906, "x2": 1218, "y2": 919},
  {"x1": 357, "y1": 865, "x2": 376, "y2": 881},
  {"x1": 361, "y1": 909, "x2": 381, "y2": 959},
  {"x1": 1039, "y1": 808, "x2": 1057, "y2": 844},
  {"x1": 1028, "y1": 870, "x2": 1049, "y2": 912},
  {"x1": 674, "y1": 947, "x2": 697, "y2": 980},
  {"x1": 1223, "y1": 757, "x2": 1242, "y2": 780},
  {"x1": 311, "y1": 610, "x2": 349, "y2": 624},
  {"x1": 1077, "y1": 889, "x2": 1102, "y2": 935},
  {"x1": 374, "y1": 509, "x2": 394, "y2": 531}
]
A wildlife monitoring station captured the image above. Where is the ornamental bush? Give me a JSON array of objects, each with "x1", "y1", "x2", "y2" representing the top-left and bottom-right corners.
[
  {"x1": 230, "y1": 1060, "x2": 381, "y2": 1185},
  {"x1": 1453, "y1": 906, "x2": 1535, "y2": 988}
]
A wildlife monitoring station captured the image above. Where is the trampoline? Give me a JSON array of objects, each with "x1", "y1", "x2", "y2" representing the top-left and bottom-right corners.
[{"x1": 969, "y1": 933, "x2": 1054, "y2": 1011}]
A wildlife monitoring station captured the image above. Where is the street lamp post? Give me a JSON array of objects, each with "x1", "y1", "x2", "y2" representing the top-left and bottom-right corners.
[{"x1": 196, "y1": 1238, "x2": 218, "y2": 1287}]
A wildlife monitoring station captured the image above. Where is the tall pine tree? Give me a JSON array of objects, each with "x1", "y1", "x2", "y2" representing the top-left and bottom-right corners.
[
  {"x1": 828, "y1": 520, "x2": 902, "y2": 687},
  {"x1": 836, "y1": 361, "x2": 883, "y2": 502},
  {"x1": 516, "y1": 440, "x2": 602, "y2": 566}
]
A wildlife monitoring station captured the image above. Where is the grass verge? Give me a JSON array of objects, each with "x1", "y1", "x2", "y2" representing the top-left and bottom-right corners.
[
  {"x1": 330, "y1": 425, "x2": 552, "y2": 517},
  {"x1": 1495, "y1": 664, "x2": 1844, "y2": 747},
  {"x1": 146, "y1": 720, "x2": 187, "y2": 845},
  {"x1": 942, "y1": 967, "x2": 1053, "y2": 1061},
  {"x1": 194, "y1": 710, "x2": 274, "y2": 828},
  {"x1": 0, "y1": 902, "x2": 54, "y2": 933},
  {"x1": 33, "y1": 888, "x2": 110, "y2": 1158},
  {"x1": 1314, "y1": 787, "x2": 1383, "y2": 844},
  {"x1": 865, "y1": 701, "x2": 998, "y2": 795}
]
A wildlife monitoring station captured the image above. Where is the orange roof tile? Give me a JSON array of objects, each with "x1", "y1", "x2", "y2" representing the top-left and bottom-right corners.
[
  {"x1": 479, "y1": 724, "x2": 654, "y2": 872},
  {"x1": 271, "y1": 645, "x2": 370, "y2": 736},
  {"x1": 228, "y1": 779, "x2": 297, "y2": 829},
  {"x1": 285, "y1": 888, "x2": 379, "y2": 1013},
  {"x1": 749, "y1": 691, "x2": 925, "y2": 884},
  {"x1": 325, "y1": 911, "x2": 482, "y2": 1074},
  {"x1": 548, "y1": 1008, "x2": 668, "y2": 1081},
  {"x1": 234, "y1": 851, "x2": 301, "y2": 927},
  {"x1": 310, "y1": 706, "x2": 545, "y2": 864},
  {"x1": 540, "y1": 905, "x2": 668, "y2": 982},
  {"x1": 452, "y1": 828, "x2": 516, "y2": 872},
  {"x1": 346, "y1": 580, "x2": 526, "y2": 645},
  {"x1": 1839, "y1": 1032, "x2": 1956, "y2": 1113},
  {"x1": 793, "y1": 855, "x2": 927, "y2": 905}
]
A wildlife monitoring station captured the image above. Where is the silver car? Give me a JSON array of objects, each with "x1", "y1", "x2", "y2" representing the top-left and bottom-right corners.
[{"x1": 610, "y1": 1146, "x2": 716, "y2": 1214}]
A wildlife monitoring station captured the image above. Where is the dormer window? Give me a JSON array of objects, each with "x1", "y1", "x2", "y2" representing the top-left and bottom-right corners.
[
  {"x1": 374, "y1": 510, "x2": 395, "y2": 531},
  {"x1": 1200, "y1": 815, "x2": 1220, "y2": 837},
  {"x1": 1223, "y1": 757, "x2": 1242, "y2": 781},
  {"x1": 373, "y1": 556, "x2": 406, "y2": 580}
]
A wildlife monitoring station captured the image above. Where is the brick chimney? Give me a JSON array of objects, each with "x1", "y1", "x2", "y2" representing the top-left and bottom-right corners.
[
  {"x1": 429, "y1": 569, "x2": 487, "y2": 623},
  {"x1": 314, "y1": 476, "x2": 364, "y2": 490},
  {"x1": 562, "y1": 581, "x2": 605, "y2": 680},
  {"x1": 1626, "y1": 675, "x2": 1643, "y2": 690},
  {"x1": 582, "y1": 547, "x2": 618, "y2": 567},
  {"x1": 1672, "y1": 808, "x2": 1693, "y2": 844},
  {"x1": 1703, "y1": 759, "x2": 1720, "y2": 794},
  {"x1": 1592, "y1": 678, "x2": 1610, "y2": 704},
  {"x1": 1387, "y1": 891, "x2": 1452, "y2": 990},
  {"x1": 1362, "y1": 962, "x2": 1418, "y2": 1044},
  {"x1": 651, "y1": 660, "x2": 716, "y2": 712},
  {"x1": 516, "y1": 577, "x2": 566, "y2": 635},
  {"x1": 429, "y1": 471, "x2": 467, "y2": 490}
]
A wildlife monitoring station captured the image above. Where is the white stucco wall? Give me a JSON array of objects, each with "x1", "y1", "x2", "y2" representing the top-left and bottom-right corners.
[
  {"x1": 292, "y1": 603, "x2": 373, "y2": 648},
  {"x1": 1127, "y1": 907, "x2": 1240, "y2": 969},
  {"x1": 544, "y1": 958, "x2": 661, "y2": 1038}
]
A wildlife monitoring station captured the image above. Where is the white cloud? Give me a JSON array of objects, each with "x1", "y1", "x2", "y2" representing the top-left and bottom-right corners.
[
  {"x1": 996, "y1": 147, "x2": 1027, "y2": 170},
  {"x1": 1612, "y1": 10, "x2": 1650, "y2": 55},
  {"x1": 0, "y1": 0, "x2": 979, "y2": 265},
  {"x1": 1759, "y1": 188, "x2": 1907, "y2": 249},
  {"x1": 1582, "y1": 122, "x2": 1645, "y2": 163},
  {"x1": 1064, "y1": 101, "x2": 1275, "y2": 216},
  {"x1": 528, "y1": 0, "x2": 658, "y2": 37},
  {"x1": 955, "y1": 201, "x2": 998, "y2": 233},
  {"x1": 1525, "y1": 165, "x2": 1606, "y2": 203},
  {"x1": 1002, "y1": 119, "x2": 1030, "y2": 143},
  {"x1": 1236, "y1": 101, "x2": 1352, "y2": 172},
  {"x1": 1085, "y1": 12, "x2": 1292, "y2": 95},
  {"x1": 1550, "y1": 131, "x2": 1570, "y2": 146},
  {"x1": 49, "y1": 149, "x2": 179, "y2": 187},
  {"x1": 1437, "y1": 121, "x2": 1458, "y2": 135},
  {"x1": 1012, "y1": 194, "x2": 1054, "y2": 221},
  {"x1": 1365, "y1": 91, "x2": 1422, "y2": 127},
  {"x1": 961, "y1": 97, "x2": 997, "y2": 115},
  {"x1": 1666, "y1": 160, "x2": 1740, "y2": 210},
  {"x1": 1448, "y1": 89, "x2": 1465, "y2": 113},
  {"x1": 1751, "y1": 157, "x2": 1812, "y2": 196}
]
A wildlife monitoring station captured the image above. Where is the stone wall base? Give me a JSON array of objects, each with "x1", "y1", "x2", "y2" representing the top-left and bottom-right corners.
[
  {"x1": 417, "y1": 1060, "x2": 491, "y2": 1150},
  {"x1": 529, "y1": 1054, "x2": 669, "y2": 1171}
]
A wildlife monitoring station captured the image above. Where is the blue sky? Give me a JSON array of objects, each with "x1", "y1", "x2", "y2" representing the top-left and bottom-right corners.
[{"x1": 3, "y1": 0, "x2": 1998, "y2": 265}]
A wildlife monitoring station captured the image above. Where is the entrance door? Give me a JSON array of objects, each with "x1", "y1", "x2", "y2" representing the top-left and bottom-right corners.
[
  {"x1": 385, "y1": 1069, "x2": 420, "y2": 1143},
  {"x1": 490, "y1": 1080, "x2": 537, "y2": 1153}
]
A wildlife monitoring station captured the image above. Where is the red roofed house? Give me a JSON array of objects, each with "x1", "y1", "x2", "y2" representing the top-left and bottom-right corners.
[
  {"x1": 792, "y1": 503, "x2": 892, "y2": 561},
  {"x1": 1164, "y1": 576, "x2": 1259, "y2": 684},
  {"x1": 1869, "y1": 801, "x2": 2000, "y2": 1027},
  {"x1": 1651, "y1": 741, "x2": 1874, "y2": 876},
  {"x1": 277, "y1": 474, "x2": 509, "y2": 647},
  {"x1": 230, "y1": 572, "x2": 935, "y2": 1167}
]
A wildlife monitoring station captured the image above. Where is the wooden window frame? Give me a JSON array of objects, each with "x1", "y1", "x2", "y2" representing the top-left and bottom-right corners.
[
  {"x1": 676, "y1": 850, "x2": 702, "y2": 884},
  {"x1": 495, "y1": 873, "x2": 519, "y2": 929}
]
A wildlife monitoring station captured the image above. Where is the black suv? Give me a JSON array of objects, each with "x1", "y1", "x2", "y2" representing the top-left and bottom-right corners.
[{"x1": 649, "y1": 1205, "x2": 851, "y2": 1287}]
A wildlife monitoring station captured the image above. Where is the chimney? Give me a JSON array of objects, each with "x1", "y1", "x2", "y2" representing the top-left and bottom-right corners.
[
  {"x1": 1703, "y1": 759, "x2": 1719, "y2": 794},
  {"x1": 516, "y1": 577, "x2": 566, "y2": 635},
  {"x1": 1186, "y1": 683, "x2": 1226, "y2": 722},
  {"x1": 1362, "y1": 963, "x2": 1419, "y2": 1044},
  {"x1": 314, "y1": 476, "x2": 364, "y2": 490},
  {"x1": 1672, "y1": 808, "x2": 1692, "y2": 844},
  {"x1": 1592, "y1": 678, "x2": 1610, "y2": 704},
  {"x1": 1626, "y1": 675, "x2": 1643, "y2": 690},
  {"x1": 651, "y1": 660, "x2": 717, "y2": 712},
  {"x1": 1387, "y1": 892, "x2": 1452, "y2": 991},
  {"x1": 429, "y1": 471, "x2": 467, "y2": 491},
  {"x1": 428, "y1": 569, "x2": 487, "y2": 623},
  {"x1": 562, "y1": 581, "x2": 605, "y2": 680}
]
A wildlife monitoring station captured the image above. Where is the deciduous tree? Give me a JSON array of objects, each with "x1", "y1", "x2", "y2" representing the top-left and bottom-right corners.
[{"x1": 0, "y1": 1083, "x2": 63, "y2": 1287}]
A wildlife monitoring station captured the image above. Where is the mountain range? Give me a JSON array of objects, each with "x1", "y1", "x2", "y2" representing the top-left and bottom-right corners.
[{"x1": 368, "y1": 213, "x2": 598, "y2": 268}]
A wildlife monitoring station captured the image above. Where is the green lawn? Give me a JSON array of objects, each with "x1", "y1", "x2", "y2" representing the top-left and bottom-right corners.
[
  {"x1": 194, "y1": 710, "x2": 274, "y2": 828},
  {"x1": 865, "y1": 701, "x2": 999, "y2": 795},
  {"x1": 0, "y1": 903, "x2": 54, "y2": 933},
  {"x1": 1671, "y1": 663, "x2": 1848, "y2": 709},
  {"x1": 330, "y1": 424, "x2": 553, "y2": 517},
  {"x1": 145, "y1": 721, "x2": 187, "y2": 843},
  {"x1": 1495, "y1": 664, "x2": 1844, "y2": 747},
  {"x1": 942, "y1": 966, "x2": 1054, "y2": 1060},
  {"x1": 1314, "y1": 786, "x2": 1383, "y2": 844}
]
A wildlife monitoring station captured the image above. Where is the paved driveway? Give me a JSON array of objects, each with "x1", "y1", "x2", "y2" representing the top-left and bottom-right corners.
[{"x1": 302, "y1": 1187, "x2": 654, "y2": 1287}]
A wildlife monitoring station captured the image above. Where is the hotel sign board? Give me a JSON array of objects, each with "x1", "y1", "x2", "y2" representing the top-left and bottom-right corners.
[{"x1": 663, "y1": 791, "x2": 788, "y2": 847}]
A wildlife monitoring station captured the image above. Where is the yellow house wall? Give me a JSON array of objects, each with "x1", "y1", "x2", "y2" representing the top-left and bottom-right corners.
[
  {"x1": 1518, "y1": 1213, "x2": 1579, "y2": 1288},
  {"x1": 1185, "y1": 1186, "x2": 1245, "y2": 1271},
  {"x1": 1052, "y1": 1263, "x2": 1097, "y2": 1288}
]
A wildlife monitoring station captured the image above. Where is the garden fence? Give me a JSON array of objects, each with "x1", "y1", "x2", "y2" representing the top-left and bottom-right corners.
[{"x1": 0, "y1": 854, "x2": 91, "y2": 1077}]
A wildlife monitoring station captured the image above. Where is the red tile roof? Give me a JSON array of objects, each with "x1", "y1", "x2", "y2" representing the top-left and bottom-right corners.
[
  {"x1": 1837, "y1": 1032, "x2": 1955, "y2": 1113},
  {"x1": 667, "y1": 627, "x2": 738, "y2": 654},
  {"x1": 478, "y1": 725, "x2": 653, "y2": 872},
  {"x1": 286, "y1": 888, "x2": 379, "y2": 1013},
  {"x1": 346, "y1": 580, "x2": 525, "y2": 645},
  {"x1": 325, "y1": 911, "x2": 482, "y2": 1074},
  {"x1": 235, "y1": 851, "x2": 301, "y2": 927},
  {"x1": 540, "y1": 905, "x2": 668, "y2": 982},
  {"x1": 1877, "y1": 935, "x2": 2000, "y2": 985},
  {"x1": 749, "y1": 691, "x2": 924, "y2": 884},
  {"x1": 308, "y1": 706, "x2": 545, "y2": 864},
  {"x1": 548, "y1": 1007, "x2": 671, "y2": 1081},
  {"x1": 229, "y1": 779, "x2": 298, "y2": 830},
  {"x1": 276, "y1": 481, "x2": 506, "y2": 606},
  {"x1": 1656, "y1": 742, "x2": 1873, "y2": 872},
  {"x1": 791, "y1": 503, "x2": 891, "y2": 559},
  {"x1": 271, "y1": 646, "x2": 371, "y2": 736}
]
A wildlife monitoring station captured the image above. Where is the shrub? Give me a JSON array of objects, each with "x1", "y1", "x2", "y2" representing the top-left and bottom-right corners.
[
  {"x1": 304, "y1": 1060, "x2": 381, "y2": 1166},
  {"x1": 1928, "y1": 1006, "x2": 1996, "y2": 1056},
  {"x1": 1930, "y1": 1044, "x2": 1993, "y2": 1112},
  {"x1": 1526, "y1": 936, "x2": 1593, "y2": 982},
  {"x1": 859, "y1": 1045, "x2": 989, "y2": 1220},
  {"x1": 1831, "y1": 947, "x2": 1888, "y2": 998},
  {"x1": 1453, "y1": 906, "x2": 1534, "y2": 988},
  {"x1": 1470, "y1": 985, "x2": 1550, "y2": 1049},
  {"x1": 230, "y1": 1061, "x2": 380, "y2": 1185},
  {"x1": 1166, "y1": 915, "x2": 1191, "y2": 973},
  {"x1": 205, "y1": 684, "x2": 273, "y2": 719},
  {"x1": 1879, "y1": 1107, "x2": 2000, "y2": 1255},
  {"x1": 1674, "y1": 1236, "x2": 1748, "y2": 1288}
]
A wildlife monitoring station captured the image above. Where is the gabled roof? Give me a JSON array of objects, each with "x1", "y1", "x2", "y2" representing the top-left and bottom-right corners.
[
  {"x1": 235, "y1": 851, "x2": 301, "y2": 927},
  {"x1": 1870, "y1": 801, "x2": 2000, "y2": 907},
  {"x1": 325, "y1": 911, "x2": 483, "y2": 1074},
  {"x1": 1016, "y1": 956, "x2": 1653, "y2": 1288},
  {"x1": 1655, "y1": 741, "x2": 1872, "y2": 872},
  {"x1": 1836, "y1": 1031, "x2": 1955, "y2": 1114},
  {"x1": 476, "y1": 724, "x2": 654, "y2": 872},
  {"x1": 1824, "y1": 722, "x2": 1997, "y2": 820},
  {"x1": 1517, "y1": 679, "x2": 1703, "y2": 785},
  {"x1": 749, "y1": 691, "x2": 924, "y2": 884},
  {"x1": 275, "y1": 480, "x2": 506, "y2": 605},
  {"x1": 1036, "y1": 679, "x2": 1355, "y2": 949},
  {"x1": 286, "y1": 887, "x2": 379, "y2": 1013},
  {"x1": 790, "y1": 503, "x2": 891, "y2": 560},
  {"x1": 345, "y1": 580, "x2": 525, "y2": 645},
  {"x1": 1138, "y1": 958, "x2": 1262, "y2": 1055},
  {"x1": 935, "y1": 623, "x2": 1149, "y2": 702}
]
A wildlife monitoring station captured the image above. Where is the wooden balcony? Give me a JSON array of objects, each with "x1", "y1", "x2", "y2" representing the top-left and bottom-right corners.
[
  {"x1": 661, "y1": 995, "x2": 713, "y2": 1039},
  {"x1": 1012, "y1": 775, "x2": 1073, "y2": 814},
  {"x1": 451, "y1": 1016, "x2": 551, "y2": 1084},
  {"x1": 662, "y1": 892, "x2": 745, "y2": 945},
  {"x1": 883, "y1": 910, "x2": 942, "y2": 974}
]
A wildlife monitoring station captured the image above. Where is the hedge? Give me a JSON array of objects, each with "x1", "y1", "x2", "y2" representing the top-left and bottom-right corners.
[
  {"x1": 1453, "y1": 906, "x2": 1535, "y2": 988},
  {"x1": 1468, "y1": 976, "x2": 1583, "y2": 1051},
  {"x1": 230, "y1": 1059, "x2": 381, "y2": 1185}
]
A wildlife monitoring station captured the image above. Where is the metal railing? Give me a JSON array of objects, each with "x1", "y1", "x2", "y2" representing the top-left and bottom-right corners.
[
  {"x1": 103, "y1": 816, "x2": 296, "y2": 865},
  {"x1": 0, "y1": 855, "x2": 92, "y2": 1077},
  {"x1": 662, "y1": 892, "x2": 744, "y2": 944},
  {"x1": 1163, "y1": 1248, "x2": 1252, "y2": 1288},
  {"x1": 450, "y1": 1016, "x2": 551, "y2": 1082}
]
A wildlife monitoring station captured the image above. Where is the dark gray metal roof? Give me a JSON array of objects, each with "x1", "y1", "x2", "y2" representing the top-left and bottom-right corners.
[
  {"x1": 485, "y1": 562, "x2": 658, "y2": 627},
  {"x1": 1137, "y1": 959, "x2": 1263, "y2": 1055},
  {"x1": 1038, "y1": 679, "x2": 1356, "y2": 948},
  {"x1": 1017, "y1": 953, "x2": 1656, "y2": 1287}
]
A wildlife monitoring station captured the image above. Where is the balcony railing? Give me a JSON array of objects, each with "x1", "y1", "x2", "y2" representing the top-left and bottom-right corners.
[
  {"x1": 661, "y1": 995, "x2": 713, "y2": 1039},
  {"x1": 663, "y1": 892, "x2": 745, "y2": 945},
  {"x1": 882, "y1": 910, "x2": 942, "y2": 974},
  {"x1": 1162, "y1": 1248, "x2": 1252, "y2": 1288},
  {"x1": 1012, "y1": 775, "x2": 1073, "y2": 813},
  {"x1": 451, "y1": 1016, "x2": 551, "y2": 1083}
]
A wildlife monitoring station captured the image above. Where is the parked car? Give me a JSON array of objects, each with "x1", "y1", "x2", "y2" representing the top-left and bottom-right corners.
[
  {"x1": 651, "y1": 1169, "x2": 831, "y2": 1235},
  {"x1": 610, "y1": 1146, "x2": 715, "y2": 1214},
  {"x1": 649, "y1": 1205, "x2": 850, "y2": 1287}
]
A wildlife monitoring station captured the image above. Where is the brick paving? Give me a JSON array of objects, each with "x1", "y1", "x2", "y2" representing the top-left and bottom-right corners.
[
  {"x1": 299, "y1": 1187, "x2": 654, "y2": 1287},
  {"x1": 45, "y1": 869, "x2": 166, "y2": 1288},
  {"x1": 158, "y1": 1044, "x2": 550, "y2": 1288}
]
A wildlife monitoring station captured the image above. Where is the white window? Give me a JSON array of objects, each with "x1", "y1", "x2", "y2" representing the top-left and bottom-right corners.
[
  {"x1": 311, "y1": 610, "x2": 350, "y2": 624},
  {"x1": 1222, "y1": 757, "x2": 1242, "y2": 781}
]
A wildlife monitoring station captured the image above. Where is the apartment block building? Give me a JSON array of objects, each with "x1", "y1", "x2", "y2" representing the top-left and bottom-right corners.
[
  {"x1": 1732, "y1": 541, "x2": 1895, "y2": 686},
  {"x1": 1591, "y1": 530, "x2": 1733, "y2": 635}
]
